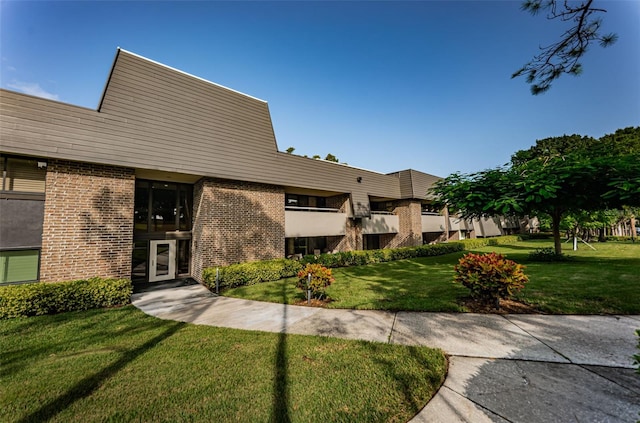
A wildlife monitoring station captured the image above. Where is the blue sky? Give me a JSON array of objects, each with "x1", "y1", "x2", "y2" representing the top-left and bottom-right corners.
[{"x1": 1, "y1": 1, "x2": 638, "y2": 177}]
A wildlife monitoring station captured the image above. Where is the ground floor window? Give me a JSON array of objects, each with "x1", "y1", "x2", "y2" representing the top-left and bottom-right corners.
[
  {"x1": 0, "y1": 249, "x2": 39, "y2": 284},
  {"x1": 363, "y1": 234, "x2": 381, "y2": 250},
  {"x1": 286, "y1": 237, "x2": 328, "y2": 256}
]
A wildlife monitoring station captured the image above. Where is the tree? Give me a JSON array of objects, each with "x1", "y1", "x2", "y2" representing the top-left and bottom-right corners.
[
  {"x1": 324, "y1": 153, "x2": 339, "y2": 163},
  {"x1": 285, "y1": 147, "x2": 295, "y2": 154},
  {"x1": 430, "y1": 128, "x2": 640, "y2": 254},
  {"x1": 513, "y1": 0, "x2": 617, "y2": 94}
]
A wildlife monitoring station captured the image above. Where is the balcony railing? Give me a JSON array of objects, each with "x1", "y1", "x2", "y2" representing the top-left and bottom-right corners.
[
  {"x1": 285, "y1": 209, "x2": 347, "y2": 237},
  {"x1": 362, "y1": 213, "x2": 399, "y2": 234},
  {"x1": 421, "y1": 214, "x2": 446, "y2": 232}
]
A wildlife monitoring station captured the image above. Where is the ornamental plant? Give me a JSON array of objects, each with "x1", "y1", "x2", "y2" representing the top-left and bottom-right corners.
[
  {"x1": 454, "y1": 252, "x2": 528, "y2": 308},
  {"x1": 297, "y1": 263, "x2": 335, "y2": 300}
]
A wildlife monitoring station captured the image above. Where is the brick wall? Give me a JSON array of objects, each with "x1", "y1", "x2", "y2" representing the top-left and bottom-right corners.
[
  {"x1": 40, "y1": 160, "x2": 135, "y2": 282},
  {"x1": 192, "y1": 178, "x2": 284, "y2": 282},
  {"x1": 387, "y1": 200, "x2": 423, "y2": 248},
  {"x1": 325, "y1": 194, "x2": 361, "y2": 252}
]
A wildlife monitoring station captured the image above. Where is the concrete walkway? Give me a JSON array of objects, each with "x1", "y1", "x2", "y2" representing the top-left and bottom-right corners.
[{"x1": 132, "y1": 284, "x2": 640, "y2": 423}]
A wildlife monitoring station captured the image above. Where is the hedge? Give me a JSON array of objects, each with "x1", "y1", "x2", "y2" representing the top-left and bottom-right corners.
[
  {"x1": 456, "y1": 235, "x2": 521, "y2": 250},
  {"x1": 203, "y1": 242, "x2": 466, "y2": 290},
  {"x1": 300, "y1": 243, "x2": 465, "y2": 268},
  {"x1": 0, "y1": 277, "x2": 132, "y2": 319},
  {"x1": 202, "y1": 258, "x2": 303, "y2": 290},
  {"x1": 202, "y1": 236, "x2": 522, "y2": 291}
]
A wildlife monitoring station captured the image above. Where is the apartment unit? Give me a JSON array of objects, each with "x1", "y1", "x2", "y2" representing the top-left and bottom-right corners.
[{"x1": 0, "y1": 49, "x2": 523, "y2": 286}]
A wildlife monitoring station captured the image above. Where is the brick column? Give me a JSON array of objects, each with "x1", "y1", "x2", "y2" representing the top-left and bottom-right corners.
[
  {"x1": 40, "y1": 160, "x2": 135, "y2": 282},
  {"x1": 191, "y1": 178, "x2": 285, "y2": 282},
  {"x1": 388, "y1": 200, "x2": 423, "y2": 248}
]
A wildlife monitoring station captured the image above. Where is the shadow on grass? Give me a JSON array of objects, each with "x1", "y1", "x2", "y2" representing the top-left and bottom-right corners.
[
  {"x1": 17, "y1": 320, "x2": 185, "y2": 423},
  {"x1": 271, "y1": 279, "x2": 290, "y2": 423}
]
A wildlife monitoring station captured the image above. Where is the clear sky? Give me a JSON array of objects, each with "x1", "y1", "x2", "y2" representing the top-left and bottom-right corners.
[{"x1": 1, "y1": 1, "x2": 638, "y2": 177}]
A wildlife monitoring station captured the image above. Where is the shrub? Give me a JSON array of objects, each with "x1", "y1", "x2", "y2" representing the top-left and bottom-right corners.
[
  {"x1": 521, "y1": 232, "x2": 553, "y2": 240},
  {"x1": 528, "y1": 247, "x2": 571, "y2": 262},
  {"x1": 301, "y1": 242, "x2": 465, "y2": 269},
  {"x1": 202, "y1": 258, "x2": 303, "y2": 290},
  {"x1": 296, "y1": 263, "x2": 335, "y2": 299},
  {"x1": 454, "y1": 252, "x2": 528, "y2": 308},
  {"x1": 458, "y1": 235, "x2": 521, "y2": 250},
  {"x1": 0, "y1": 277, "x2": 132, "y2": 319}
]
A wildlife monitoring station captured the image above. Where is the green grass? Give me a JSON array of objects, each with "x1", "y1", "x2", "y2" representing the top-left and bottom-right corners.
[
  {"x1": 0, "y1": 306, "x2": 446, "y2": 423},
  {"x1": 226, "y1": 240, "x2": 640, "y2": 314},
  {"x1": 473, "y1": 240, "x2": 640, "y2": 314}
]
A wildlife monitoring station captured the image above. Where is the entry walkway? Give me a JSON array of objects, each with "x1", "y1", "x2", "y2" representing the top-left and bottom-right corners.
[{"x1": 132, "y1": 284, "x2": 640, "y2": 423}]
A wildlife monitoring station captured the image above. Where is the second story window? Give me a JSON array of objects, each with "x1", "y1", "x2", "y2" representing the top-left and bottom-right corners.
[
  {"x1": 285, "y1": 194, "x2": 326, "y2": 209},
  {"x1": 1, "y1": 156, "x2": 47, "y2": 194}
]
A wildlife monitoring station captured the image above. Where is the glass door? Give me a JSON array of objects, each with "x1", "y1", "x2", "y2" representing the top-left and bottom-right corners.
[{"x1": 149, "y1": 240, "x2": 176, "y2": 282}]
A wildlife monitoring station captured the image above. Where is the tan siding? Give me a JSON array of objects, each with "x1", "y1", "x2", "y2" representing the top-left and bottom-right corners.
[{"x1": 1, "y1": 49, "x2": 408, "y2": 210}]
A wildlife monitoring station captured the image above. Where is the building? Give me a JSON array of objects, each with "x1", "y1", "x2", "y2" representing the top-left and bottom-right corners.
[{"x1": 0, "y1": 49, "x2": 522, "y2": 286}]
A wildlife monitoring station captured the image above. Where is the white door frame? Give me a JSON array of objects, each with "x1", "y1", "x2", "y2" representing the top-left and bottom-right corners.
[{"x1": 149, "y1": 240, "x2": 176, "y2": 282}]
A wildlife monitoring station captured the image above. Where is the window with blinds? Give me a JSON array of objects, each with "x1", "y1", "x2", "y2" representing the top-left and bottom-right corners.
[
  {"x1": 0, "y1": 250, "x2": 39, "y2": 284},
  {"x1": 1, "y1": 156, "x2": 47, "y2": 193}
]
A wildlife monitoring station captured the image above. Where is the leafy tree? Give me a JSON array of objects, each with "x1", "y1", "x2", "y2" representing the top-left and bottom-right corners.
[
  {"x1": 430, "y1": 128, "x2": 640, "y2": 254},
  {"x1": 324, "y1": 153, "x2": 339, "y2": 163},
  {"x1": 285, "y1": 147, "x2": 295, "y2": 154},
  {"x1": 513, "y1": 0, "x2": 617, "y2": 94}
]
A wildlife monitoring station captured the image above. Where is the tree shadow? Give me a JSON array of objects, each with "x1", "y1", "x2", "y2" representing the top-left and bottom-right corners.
[
  {"x1": 15, "y1": 317, "x2": 184, "y2": 423},
  {"x1": 270, "y1": 278, "x2": 290, "y2": 422}
]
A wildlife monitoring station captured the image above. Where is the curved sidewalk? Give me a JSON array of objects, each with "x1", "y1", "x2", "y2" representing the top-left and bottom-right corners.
[{"x1": 132, "y1": 284, "x2": 640, "y2": 423}]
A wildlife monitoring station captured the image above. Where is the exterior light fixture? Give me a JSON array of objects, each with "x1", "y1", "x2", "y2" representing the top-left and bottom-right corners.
[{"x1": 357, "y1": 177, "x2": 362, "y2": 183}]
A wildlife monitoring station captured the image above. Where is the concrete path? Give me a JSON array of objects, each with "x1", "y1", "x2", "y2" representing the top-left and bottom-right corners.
[{"x1": 132, "y1": 284, "x2": 640, "y2": 423}]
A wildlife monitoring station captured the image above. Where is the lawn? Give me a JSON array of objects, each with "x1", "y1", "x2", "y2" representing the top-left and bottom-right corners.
[
  {"x1": 0, "y1": 306, "x2": 446, "y2": 423},
  {"x1": 226, "y1": 240, "x2": 640, "y2": 314}
]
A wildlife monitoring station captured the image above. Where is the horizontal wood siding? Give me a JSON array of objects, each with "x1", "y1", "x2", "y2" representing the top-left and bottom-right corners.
[{"x1": 1, "y1": 49, "x2": 411, "y2": 215}]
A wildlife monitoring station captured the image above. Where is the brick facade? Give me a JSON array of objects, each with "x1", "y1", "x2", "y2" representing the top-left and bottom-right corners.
[
  {"x1": 387, "y1": 200, "x2": 423, "y2": 248},
  {"x1": 192, "y1": 178, "x2": 285, "y2": 282},
  {"x1": 40, "y1": 160, "x2": 135, "y2": 282}
]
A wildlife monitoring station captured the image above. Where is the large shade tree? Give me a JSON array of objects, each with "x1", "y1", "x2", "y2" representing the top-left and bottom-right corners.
[{"x1": 430, "y1": 127, "x2": 640, "y2": 254}]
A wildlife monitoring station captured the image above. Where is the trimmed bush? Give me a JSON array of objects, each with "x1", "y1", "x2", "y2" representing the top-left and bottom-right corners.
[
  {"x1": 201, "y1": 237, "x2": 522, "y2": 291},
  {"x1": 202, "y1": 258, "x2": 303, "y2": 290},
  {"x1": 457, "y1": 235, "x2": 521, "y2": 250},
  {"x1": 296, "y1": 263, "x2": 335, "y2": 299},
  {"x1": 520, "y1": 232, "x2": 553, "y2": 240},
  {"x1": 454, "y1": 252, "x2": 528, "y2": 308},
  {"x1": 0, "y1": 277, "x2": 132, "y2": 319},
  {"x1": 528, "y1": 247, "x2": 571, "y2": 262},
  {"x1": 301, "y1": 242, "x2": 465, "y2": 269}
]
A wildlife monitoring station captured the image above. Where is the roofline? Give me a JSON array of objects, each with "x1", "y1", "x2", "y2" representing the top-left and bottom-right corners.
[
  {"x1": 97, "y1": 48, "x2": 121, "y2": 111},
  {"x1": 116, "y1": 48, "x2": 268, "y2": 104},
  {"x1": 276, "y1": 150, "x2": 390, "y2": 176}
]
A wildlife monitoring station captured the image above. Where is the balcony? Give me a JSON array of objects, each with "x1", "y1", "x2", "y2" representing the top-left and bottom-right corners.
[
  {"x1": 362, "y1": 211, "x2": 399, "y2": 235},
  {"x1": 285, "y1": 207, "x2": 347, "y2": 237},
  {"x1": 421, "y1": 213, "x2": 446, "y2": 232}
]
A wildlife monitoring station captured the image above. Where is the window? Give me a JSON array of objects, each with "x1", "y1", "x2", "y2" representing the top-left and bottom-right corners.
[
  {"x1": 0, "y1": 249, "x2": 39, "y2": 284},
  {"x1": 422, "y1": 203, "x2": 441, "y2": 215},
  {"x1": 1, "y1": 156, "x2": 46, "y2": 193},
  {"x1": 134, "y1": 180, "x2": 192, "y2": 233},
  {"x1": 371, "y1": 201, "x2": 394, "y2": 213},
  {"x1": 285, "y1": 194, "x2": 327, "y2": 209}
]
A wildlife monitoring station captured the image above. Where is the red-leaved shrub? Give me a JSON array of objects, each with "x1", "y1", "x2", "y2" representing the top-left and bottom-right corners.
[
  {"x1": 454, "y1": 252, "x2": 528, "y2": 308},
  {"x1": 297, "y1": 263, "x2": 335, "y2": 299}
]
